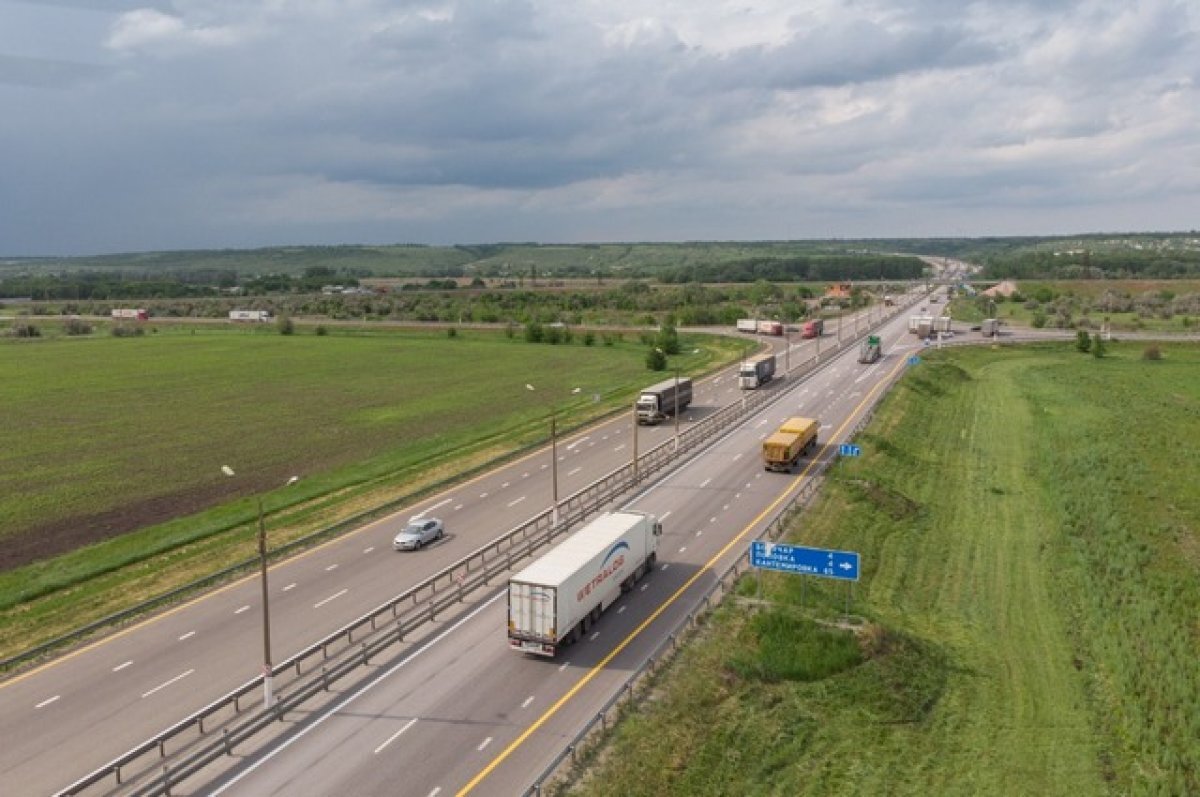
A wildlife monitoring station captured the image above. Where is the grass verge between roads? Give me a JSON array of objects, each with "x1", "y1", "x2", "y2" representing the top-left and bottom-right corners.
[
  {"x1": 566, "y1": 341, "x2": 1200, "y2": 797},
  {"x1": 0, "y1": 325, "x2": 744, "y2": 662}
]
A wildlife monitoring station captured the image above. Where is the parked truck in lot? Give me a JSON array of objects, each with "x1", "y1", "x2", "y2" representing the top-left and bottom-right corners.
[
  {"x1": 736, "y1": 318, "x2": 758, "y2": 333},
  {"x1": 801, "y1": 318, "x2": 824, "y2": 338},
  {"x1": 636, "y1": 377, "x2": 693, "y2": 425},
  {"x1": 762, "y1": 416, "x2": 820, "y2": 472},
  {"x1": 858, "y1": 335, "x2": 882, "y2": 363},
  {"x1": 739, "y1": 353, "x2": 776, "y2": 389},
  {"x1": 508, "y1": 511, "x2": 662, "y2": 656}
]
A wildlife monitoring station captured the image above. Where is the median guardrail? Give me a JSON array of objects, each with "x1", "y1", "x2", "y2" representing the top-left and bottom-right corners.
[{"x1": 55, "y1": 299, "x2": 920, "y2": 797}]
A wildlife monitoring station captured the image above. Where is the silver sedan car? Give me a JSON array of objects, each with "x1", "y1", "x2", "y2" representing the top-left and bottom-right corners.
[{"x1": 393, "y1": 517, "x2": 445, "y2": 551}]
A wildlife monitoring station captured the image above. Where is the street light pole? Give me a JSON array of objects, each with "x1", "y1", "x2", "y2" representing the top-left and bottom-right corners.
[
  {"x1": 673, "y1": 368, "x2": 680, "y2": 452},
  {"x1": 550, "y1": 410, "x2": 559, "y2": 525},
  {"x1": 631, "y1": 399, "x2": 639, "y2": 483},
  {"x1": 256, "y1": 497, "x2": 274, "y2": 709},
  {"x1": 221, "y1": 466, "x2": 296, "y2": 710}
]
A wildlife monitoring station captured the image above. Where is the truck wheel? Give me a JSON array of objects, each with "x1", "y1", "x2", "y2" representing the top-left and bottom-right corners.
[{"x1": 647, "y1": 552, "x2": 657, "y2": 570}]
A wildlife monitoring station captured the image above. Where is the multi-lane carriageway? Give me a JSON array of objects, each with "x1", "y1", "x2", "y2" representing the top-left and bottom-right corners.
[{"x1": 0, "y1": 292, "x2": 927, "y2": 796}]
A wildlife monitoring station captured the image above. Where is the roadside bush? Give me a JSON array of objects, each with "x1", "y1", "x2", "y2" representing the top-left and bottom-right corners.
[
  {"x1": 1092, "y1": 335, "x2": 1106, "y2": 358},
  {"x1": 446, "y1": 326, "x2": 458, "y2": 338},
  {"x1": 1075, "y1": 330, "x2": 1092, "y2": 353},
  {"x1": 314, "y1": 324, "x2": 328, "y2": 336},
  {"x1": 276, "y1": 314, "x2": 294, "y2": 335},
  {"x1": 645, "y1": 347, "x2": 667, "y2": 371},
  {"x1": 110, "y1": 324, "x2": 144, "y2": 337},
  {"x1": 1143, "y1": 345, "x2": 1162, "y2": 361},
  {"x1": 583, "y1": 331, "x2": 595, "y2": 346},
  {"x1": 1031, "y1": 312, "x2": 1047, "y2": 329},
  {"x1": 63, "y1": 317, "x2": 93, "y2": 336},
  {"x1": 10, "y1": 322, "x2": 40, "y2": 338},
  {"x1": 524, "y1": 321, "x2": 544, "y2": 343}
]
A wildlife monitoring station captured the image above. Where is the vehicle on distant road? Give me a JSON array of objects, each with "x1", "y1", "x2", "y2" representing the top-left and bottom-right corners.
[{"x1": 393, "y1": 518, "x2": 445, "y2": 551}]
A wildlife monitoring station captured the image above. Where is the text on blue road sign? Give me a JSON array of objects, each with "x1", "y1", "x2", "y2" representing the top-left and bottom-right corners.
[{"x1": 750, "y1": 541, "x2": 860, "y2": 581}]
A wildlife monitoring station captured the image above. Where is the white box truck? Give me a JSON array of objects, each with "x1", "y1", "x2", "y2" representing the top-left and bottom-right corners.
[
  {"x1": 736, "y1": 318, "x2": 758, "y2": 333},
  {"x1": 229, "y1": 309, "x2": 273, "y2": 322},
  {"x1": 508, "y1": 511, "x2": 662, "y2": 657}
]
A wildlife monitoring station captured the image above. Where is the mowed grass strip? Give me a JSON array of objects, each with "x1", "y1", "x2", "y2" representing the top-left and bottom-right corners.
[
  {"x1": 567, "y1": 342, "x2": 1200, "y2": 797},
  {"x1": 0, "y1": 326, "x2": 736, "y2": 659}
]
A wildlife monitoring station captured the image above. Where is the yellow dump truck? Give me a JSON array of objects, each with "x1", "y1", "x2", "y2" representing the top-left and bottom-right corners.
[{"x1": 762, "y1": 416, "x2": 820, "y2": 472}]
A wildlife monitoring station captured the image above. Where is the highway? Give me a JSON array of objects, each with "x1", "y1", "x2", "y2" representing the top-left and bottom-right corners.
[
  {"x1": 0, "y1": 296, "x2": 917, "y2": 796},
  {"x1": 173, "y1": 302, "x2": 928, "y2": 796}
]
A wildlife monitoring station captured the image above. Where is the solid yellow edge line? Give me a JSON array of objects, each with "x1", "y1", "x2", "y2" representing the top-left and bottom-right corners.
[{"x1": 456, "y1": 351, "x2": 909, "y2": 796}]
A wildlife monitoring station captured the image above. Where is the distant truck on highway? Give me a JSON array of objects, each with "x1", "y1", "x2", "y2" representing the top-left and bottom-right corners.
[
  {"x1": 508, "y1": 511, "x2": 662, "y2": 657},
  {"x1": 908, "y1": 315, "x2": 934, "y2": 337},
  {"x1": 801, "y1": 318, "x2": 824, "y2": 339},
  {"x1": 981, "y1": 318, "x2": 999, "y2": 336},
  {"x1": 736, "y1": 318, "x2": 758, "y2": 333},
  {"x1": 757, "y1": 320, "x2": 783, "y2": 336},
  {"x1": 229, "y1": 309, "x2": 273, "y2": 322},
  {"x1": 762, "y1": 416, "x2": 820, "y2": 473},
  {"x1": 739, "y1": 353, "x2": 776, "y2": 389},
  {"x1": 858, "y1": 335, "x2": 882, "y2": 363},
  {"x1": 636, "y1": 376, "x2": 693, "y2": 425},
  {"x1": 111, "y1": 308, "x2": 149, "y2": 321}
]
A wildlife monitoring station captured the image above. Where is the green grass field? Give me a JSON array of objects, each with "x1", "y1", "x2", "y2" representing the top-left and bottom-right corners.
[
  {"x1": 0, "y1": 324, "x2": 740, "y2": 659},
  {"x1": 568, "y1": 341, "x2": 1200, "y2": 796}
]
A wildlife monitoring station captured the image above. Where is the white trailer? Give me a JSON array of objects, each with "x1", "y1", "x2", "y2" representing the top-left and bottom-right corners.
[
  {"x1": 111, "y1": 308, "x2": 149, "y2": 320},
  {"x1": 229, "y1": 309, "x2": 273, "y2": 322},
  {"x1": 736, "y1": 318, "x2": 758, "y2": 333},
  {"x1": 508, "y1": 511, "x2": 662, "y2": 657}
]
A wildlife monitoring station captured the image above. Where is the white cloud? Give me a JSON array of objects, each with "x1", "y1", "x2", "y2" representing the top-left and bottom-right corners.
[{"x1": 1, "y1": 0, "x2": 1197, "y2": 255}]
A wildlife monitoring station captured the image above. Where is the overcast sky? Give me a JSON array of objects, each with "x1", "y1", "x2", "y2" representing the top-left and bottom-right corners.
[{"x1": 2, "y1": 1, "x2": 1198, "y2": 256}]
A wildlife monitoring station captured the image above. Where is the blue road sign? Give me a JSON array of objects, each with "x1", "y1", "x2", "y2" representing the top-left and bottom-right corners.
[
  {"x1": 750, "y1": 541, "x2": 860, "y2": 581},
  {"x1": 838, "y1": 443, "x2": 861, "y2": 457},
  {"x1": 908, "y1": 355, "x2": 921, "y2": 365}
]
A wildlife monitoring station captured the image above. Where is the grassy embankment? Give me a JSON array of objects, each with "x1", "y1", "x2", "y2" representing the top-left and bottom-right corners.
[
  {"x1": 568, "y1": 341, "x2": 1200, "y2": 796},
  {"x1": 0, "y1": 324, "x2": 743, "y2": 660}
]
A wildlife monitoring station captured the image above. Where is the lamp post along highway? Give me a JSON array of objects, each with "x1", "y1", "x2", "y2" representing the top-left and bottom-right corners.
[
  {"x1": 525, "y1": 383, "x2": 579, "y2": 525},
  {"x1": 221, "y1": 466, "x2": 298, "y2": 710},
  {"x1": 255, "y1": 497, "x2": 274, "y2": 708},
  {"x1": 673, "y1": 367, "x2": 680, "y2": 452},
  {"x1": 631, "y1": 398, "x2": 639, "y2": 483}
]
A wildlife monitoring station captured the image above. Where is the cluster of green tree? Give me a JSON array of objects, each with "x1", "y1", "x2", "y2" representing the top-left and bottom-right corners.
[
  {"x1": 982, "y1": 248, "x2": 1200, "y2": 279},
  {"x1": 655, "y1": 255, "x2": 924, "y2": 283},
  {"x1": 0, "y1": 272, "x2": 229, "y2": 300}
]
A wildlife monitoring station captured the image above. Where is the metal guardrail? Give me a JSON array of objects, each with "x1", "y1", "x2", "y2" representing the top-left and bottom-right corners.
[
  {"x1": 54, "y1": 301, "x2": 919, "y2": 797},
  {"x1": 521, "y1": 327, "x2": 921, "y2": 797}
]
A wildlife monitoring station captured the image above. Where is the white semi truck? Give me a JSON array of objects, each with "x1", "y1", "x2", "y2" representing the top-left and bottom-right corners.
[
  {"x1": 636, "y1": 377, "x2": 693, "y2": 425},
  {"x1": 508, "y1": 511, "x2": 662, "y2": 657},
  {"x1": 738, "y1": 353, "x2": 776, "y2": 389}
]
